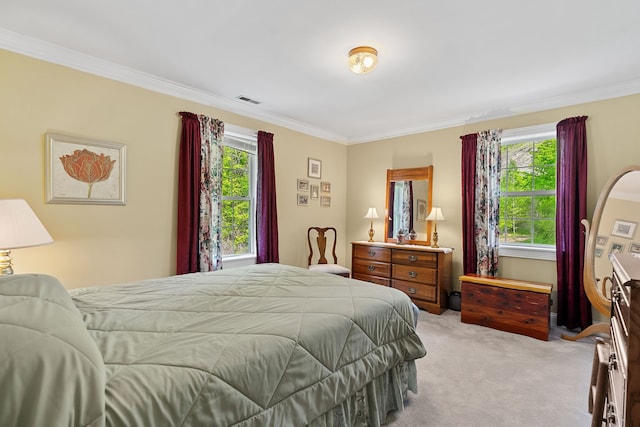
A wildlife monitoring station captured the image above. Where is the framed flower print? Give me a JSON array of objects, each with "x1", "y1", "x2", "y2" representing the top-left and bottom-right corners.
[{"x1": 45, "y1": 133, "x2": 126, "y2": 205}]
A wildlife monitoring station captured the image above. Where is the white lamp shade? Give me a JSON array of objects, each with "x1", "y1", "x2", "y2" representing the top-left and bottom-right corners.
[
  {"x1": 364, "y1": 207, "x2": 379, "y2": 219},
  {"x1": 0, "y1": 199, "x2": 54, "y2": 250},
  {"x1": 426, "y1": 207, "x2": 445, "y2": 221}
]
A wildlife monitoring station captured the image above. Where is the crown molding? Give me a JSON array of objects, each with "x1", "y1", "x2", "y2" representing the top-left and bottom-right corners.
[
  {"x1": 2, "y1": 28, "x2": 639, "y2": 146},
  {"x1": 348, "y1": 78, "x2": 640, "y2": 144},
  {"x1": 0, "y1": 28, "x2": 348, "y2": 144}
]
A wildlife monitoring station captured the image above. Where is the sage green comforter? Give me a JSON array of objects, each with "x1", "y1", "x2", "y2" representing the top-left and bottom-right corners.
[{"x1": 3, "y1": 264, "x2": 426, "y2": 426}]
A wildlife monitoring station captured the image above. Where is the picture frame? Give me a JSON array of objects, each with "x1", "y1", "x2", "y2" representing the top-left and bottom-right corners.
[
  {"x1": 297, "y1": 194, "x2": 309, "y2": 206},
  {"x1": 611, "y1": 220, "x2": 637, "y2": 239},
  {"x1": 297, "y1": 178, "x2": 309, "y2": 192},
  {"x1": 610, "y1": 242, "x2": 624, "y2": 255},
  {"x1": 630, "y1": 243, "x2": 640, "y2": 254},
  {"x1": 320, "y1": 196, "x2": 331, "y2": 208},
  {"x1": 310, "y1": 185, "x2": 319, "y2": 199},
  {"x1": 320, "y1": 181, "x2": 331, "y2": 193},
  {"x1": 46, "y1": 133, "x2": 126, "y2": 205},
  {"x1": 417, "y1": 199, "x2": 427, "y2": 221},
  {"x1": 595, "y1": 247, "x2": 603, "y2": 258},
  {"x1": 596, "y1": 235, "x2": 608, "y2": 246},
  {"x1": 308, "y1": 158, "x2": 321, "y2": 179}
]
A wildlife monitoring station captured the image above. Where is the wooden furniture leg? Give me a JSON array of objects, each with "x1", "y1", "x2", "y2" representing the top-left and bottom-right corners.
[{"x1": 561, "y1": 322, "x2": 609, "y2": 341}]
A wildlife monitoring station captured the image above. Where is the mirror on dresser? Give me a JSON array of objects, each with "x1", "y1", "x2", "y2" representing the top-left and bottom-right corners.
[
  {"x1": 564, "y1": 165, "x2": 640, "y2": 341},
  {"x1": 384, "y1": 166, "x2": 433, "y2": 245}
]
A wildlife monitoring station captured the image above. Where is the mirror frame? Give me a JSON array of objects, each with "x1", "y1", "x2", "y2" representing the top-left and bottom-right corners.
[
  {"x1": 583, "y1": 165, "x2": 640, "y2": 317},
  {"x1": 384, "y1": 166, "x2": 434, "y2": 245}
]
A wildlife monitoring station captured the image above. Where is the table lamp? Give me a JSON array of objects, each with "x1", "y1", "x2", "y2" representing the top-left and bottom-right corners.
[
  {"x1": 0, "y1": 199, "x2": 54, "y2": 275},
  {"x1": 364, "y1": 207, "x2": 379, "y2": 242},
  {"x1": 426, "y1": 207, "x2": 445, "y2": 248}
]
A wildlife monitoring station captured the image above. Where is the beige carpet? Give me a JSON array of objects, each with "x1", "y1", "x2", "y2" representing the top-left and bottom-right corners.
[{"x1": 387, "y1": 310, "x2": 595, "y2": 426}]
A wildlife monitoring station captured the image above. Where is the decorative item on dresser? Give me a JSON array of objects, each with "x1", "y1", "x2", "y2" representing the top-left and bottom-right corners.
[
  {"x1": 351, "y1": 241, "x2": 453, "y2": 314},
  {"x1": 363, "y1": 207, "x2": 379, "y2": 242},
  {"x1": 605, "y1": 253, "x2": 640, "y2": 427},
  {"x1": 425, "y1": 207, "x2": 445, "y2": 248}
]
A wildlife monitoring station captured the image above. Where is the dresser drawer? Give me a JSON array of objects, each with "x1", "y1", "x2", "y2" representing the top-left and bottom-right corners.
[
  {"x1": 353, "y1": 273, "x2": 390, "y2": 287},
  {"x1": 392, "y1": 264, "x2": 436, "y2": 285},
  {"x1": 392, "y1": 279, "x2": 436, "y2": 302},
  {"x1": 353, "y1": 245, "x2": 391, "y2": 263},
  {"x1": 392, "y1": 249, "x2": 437, "y2": 267},
  {"x1": 353, "y1": 258, "x2": 391, "y2": 278}
]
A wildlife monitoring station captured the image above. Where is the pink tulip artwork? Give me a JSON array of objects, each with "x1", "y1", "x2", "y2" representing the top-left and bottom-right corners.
[{"x1": 59, "y1": 149, "x2": 116, "y2": 198}]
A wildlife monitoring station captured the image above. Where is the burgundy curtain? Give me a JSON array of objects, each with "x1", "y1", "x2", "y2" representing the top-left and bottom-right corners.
[
  {"x1": 408, "y1": 181, "x2": 414, "y2": 232},
  {"x1": 387, "y1": 182, "x2": 395, "y2": 238},
  {"x1": 556, "y1": 116, "x2": 591, "y2": 330},
  {"x1": 176, "y1": 112, "x2": 201, "y2": 274},
  {"x1": 256, "y1": 131, "x2": 279, "y2": 263},
  {"x1": 460, "y1": 133, "x2": 478, "y2": 275}
]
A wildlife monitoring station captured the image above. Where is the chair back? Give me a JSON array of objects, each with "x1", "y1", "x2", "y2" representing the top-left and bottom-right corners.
[{"x1": 307, "y1": 227, "x2": 339, "y2": 266}]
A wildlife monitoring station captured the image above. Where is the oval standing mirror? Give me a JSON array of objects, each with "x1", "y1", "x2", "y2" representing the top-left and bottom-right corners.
[
  {"x1": 384, "y1": 166, "x2": 433, "y2": 245},
  {"x1": 563, "y1": 165, "x2": 640, "y2": 341}
]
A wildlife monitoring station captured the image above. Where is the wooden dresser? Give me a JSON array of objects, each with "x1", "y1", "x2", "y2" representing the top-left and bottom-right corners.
[
  {"x1": 606, "y1": 253, "x2": 640, "y2": 426},
  {"x1": 351, "y1": 241, "x2": 453, "y2": 314}
]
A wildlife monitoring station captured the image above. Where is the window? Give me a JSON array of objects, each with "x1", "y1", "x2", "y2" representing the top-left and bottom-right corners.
[
  {"x1": 221, "y1": 126, "x2": 257, "y2": 259},
  {"x1": 499, "y1": 124, "x2": 557, "y2": 260}
]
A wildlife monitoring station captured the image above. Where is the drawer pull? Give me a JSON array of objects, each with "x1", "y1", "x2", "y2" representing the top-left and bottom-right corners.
[
  {"x1": 609, "y1": 353, "x2": 617, "y2": 372},
  {"x1": 368, "y1": 250, "x2": 376, "y2": 256},
  {"x1": 408, "y1": 255, "x2": 417, "y2": 262},
  {"x1": 408, "y1": 271, "x2": 418, "y2": 278},
  {"x1": 407, "y1": 287, "x2": 417, "y2": 294},
  {"x1": 607, "y1": 403, "x2": 616, "y2": 424},
  {"x1": 367, "y1": 265, "x2": 376, "y2": 272},
  {"x1": 612, "y1": 287, "x2": 621, "y2": 303}
]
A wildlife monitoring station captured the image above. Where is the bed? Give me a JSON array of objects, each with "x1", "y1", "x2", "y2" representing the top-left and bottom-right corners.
[{"x1": 0, "y1": 263, "x2": 426, "y2": 426}]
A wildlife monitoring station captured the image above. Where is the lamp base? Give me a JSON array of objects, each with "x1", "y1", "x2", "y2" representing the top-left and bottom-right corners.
[
  {"x1": 431, "y1": 231, "x2": 439, "y2": 248},
  {"x1": 0, "y1": 250, "x2": 14, "y2": 275},
  {"x1": 368, "y1": 228, "x2": 375, "y2": 242}
]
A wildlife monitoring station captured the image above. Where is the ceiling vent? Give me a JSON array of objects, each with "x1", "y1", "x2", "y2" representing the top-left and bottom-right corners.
[{"x1": 236, "y1": 96, "x2": 261, "y2": 105}]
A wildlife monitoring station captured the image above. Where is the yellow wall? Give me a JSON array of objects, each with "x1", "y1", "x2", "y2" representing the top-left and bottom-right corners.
[
  {"x1": 3, "y1": 46, "x2": 640, "y2": 310},
  {"x1": 0, "y1": 49, "x2": 347, "y2": 288},
  {"x1": 346, "y1": 93, "x2": 640, "y2": 315}
]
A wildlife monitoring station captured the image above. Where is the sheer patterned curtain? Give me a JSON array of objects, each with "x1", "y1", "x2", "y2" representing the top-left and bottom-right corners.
[
  {"x1": 256, "y1": 130, "x2": 279, "y2": 263},
  {"x1": 556, "y1": 116, "x2": 590, "y2": 330},
  {"x1": 475, "y1": 129, "x2": 502, "y2": 276},
  {"x1": 176, "y1": 112, "x2": 224, "y2": 274}
]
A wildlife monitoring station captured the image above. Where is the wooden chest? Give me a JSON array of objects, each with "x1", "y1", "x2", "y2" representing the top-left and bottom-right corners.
[{"x1": 459, "y1": 274, "x2": 552, "y2": 340}]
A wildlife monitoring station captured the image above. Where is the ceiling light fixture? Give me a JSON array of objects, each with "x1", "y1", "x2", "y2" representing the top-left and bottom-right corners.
[{"x1": 348, "y1": 46, "x2": 378, "y2": 75}]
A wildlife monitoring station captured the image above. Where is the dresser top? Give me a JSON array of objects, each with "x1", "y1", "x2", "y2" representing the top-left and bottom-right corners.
[
  {"x1": 351, "y1": 241, "x2": 453, "y2": 254},
  {"x1": 611, "y1": 253, "x2": 640, "y2": 286}
]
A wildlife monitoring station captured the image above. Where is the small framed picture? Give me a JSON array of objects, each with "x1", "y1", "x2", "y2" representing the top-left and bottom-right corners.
[
  {"x1": 610, "y1": 242, "x2": 624, "y2": 255},
  {"x1": 611, "y1": 220, "x2": 637, "y2": 239},
  {"x1": 297, "y1": 178, "x2": 309, "y2": 192},
  {"x1": 595, "y1": 248, "x2": 603, "y2": 258},
  {"x1": 630, "y1": 243, "x2": 640, "y2": 254},
  {"x1": 596, "y1": 235, "x2": 608, "y2": 246},
  {"x1": 308, "y1": 158, "x2": 321, "y2": 179},
  {"x1": 320, "y1": 181, "x2": 331, "y2": 193},
  {"x1": 310, "y1": 185, "x2": 319, "y2": 199},
  {"x1": 297, "y1": 194, "x2": 309, "y2": 206},
  {"x1": 320, "y1": 196, "x2": 331, "y2": 208}
]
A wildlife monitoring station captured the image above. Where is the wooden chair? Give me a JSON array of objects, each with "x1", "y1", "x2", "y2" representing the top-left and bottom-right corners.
[{"x1": 307, "y1": 227, "x2": 350, "y2": 278}]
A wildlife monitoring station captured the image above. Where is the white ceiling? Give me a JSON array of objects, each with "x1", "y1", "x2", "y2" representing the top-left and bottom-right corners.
[{"x1": 1, "y1": 1, "x2": 639, "y2": 144}]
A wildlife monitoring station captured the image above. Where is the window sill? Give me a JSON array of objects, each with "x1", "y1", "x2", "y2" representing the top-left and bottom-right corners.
[
  {"x1": 223, "y1": 254, "x2": 256, "y2": 269},
  {"x1": 499, "y1": 245, "x2": 556, "y2": 261}
]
